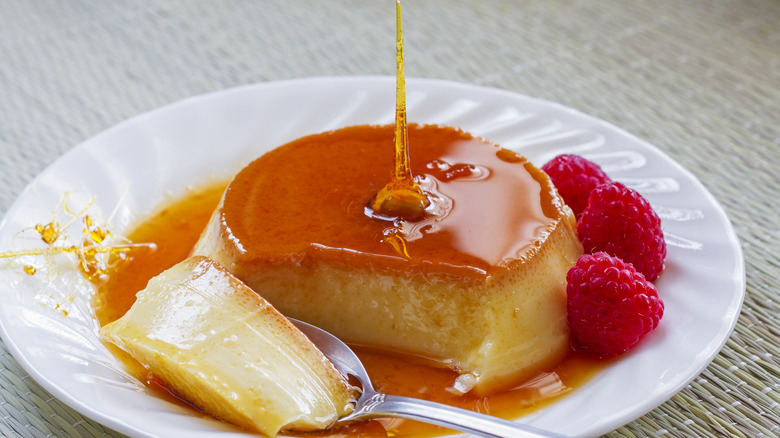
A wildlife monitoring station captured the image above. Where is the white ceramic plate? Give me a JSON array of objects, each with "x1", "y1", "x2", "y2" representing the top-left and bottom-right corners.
[{"x1": 0, "y1": 77, "x2": 745, "y2": 438}]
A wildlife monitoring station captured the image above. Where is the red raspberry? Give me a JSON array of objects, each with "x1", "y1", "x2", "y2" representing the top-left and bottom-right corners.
[
  {"x1": 541, "y1": 154, "x2": 611, "y2": 217},
  {"x1": 578, "y1": 181, "x2": 666, "y2": 281},
  {"x1": 567, "y1": 252, "x2": 664, "y2": 356}
]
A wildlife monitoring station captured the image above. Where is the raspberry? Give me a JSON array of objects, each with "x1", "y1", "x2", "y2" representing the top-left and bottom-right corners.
[
  {"x1": 567, "y1": 252, "x2": 664, "y2": 356},
  {"x1": 578, "y1": 181, "x2": 666, "y2": 281},
  {"x1": 541, "y1": 154, "x2": 611, "y2": 217}
]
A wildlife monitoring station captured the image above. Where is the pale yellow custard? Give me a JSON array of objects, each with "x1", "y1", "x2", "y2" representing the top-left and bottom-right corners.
[
  {"x1": 99, "y1": 256, "x2": 356, "y2": 436},
  {"x1": 193, "y1": 124, "x2": 583, "y2": 394}
]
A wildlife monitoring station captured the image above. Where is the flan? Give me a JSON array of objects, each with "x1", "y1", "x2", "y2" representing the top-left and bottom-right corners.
[
  {"x1": 99, "y1": 256, "x2": 356, "y2": 436},
  {"x1": 192, "y1": 123, "x2": 583, "y2": 394}
]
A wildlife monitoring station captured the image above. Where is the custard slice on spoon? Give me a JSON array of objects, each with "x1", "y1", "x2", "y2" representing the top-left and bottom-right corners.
[{"x1": 99, "y1": 256, "x2": 357, "y2": 436}]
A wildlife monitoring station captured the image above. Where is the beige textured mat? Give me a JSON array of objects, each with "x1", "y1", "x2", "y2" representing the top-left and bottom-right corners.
[{"x1": 1, "y1": 1, "x2": 777, "y2": 437}]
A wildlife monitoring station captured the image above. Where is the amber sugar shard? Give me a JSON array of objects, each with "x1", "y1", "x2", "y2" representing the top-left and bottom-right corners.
[
  {"x1": 193, "y1": 124, "x2": 583, "y2": 395},
  {"x1": 99, "y1": 256, "x2": 356, "y2": 436}
]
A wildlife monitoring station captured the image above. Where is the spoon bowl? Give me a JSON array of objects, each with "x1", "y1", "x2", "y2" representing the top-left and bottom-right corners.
[{"x1": 291, "y1": 318, "x2": 566, "y2": 438}]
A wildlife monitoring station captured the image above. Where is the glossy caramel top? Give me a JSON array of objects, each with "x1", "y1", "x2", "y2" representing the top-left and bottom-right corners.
[{"x1": 221, "y1": 124, "x2": 564, "y2": 281}]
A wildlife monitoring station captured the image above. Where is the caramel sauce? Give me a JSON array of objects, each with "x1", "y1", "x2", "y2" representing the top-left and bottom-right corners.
[
  {"x1": 369, "y1": 1, "x2": 427, "y2": 221},
  {"x1": 95, "y1": 181, "x2": 608, "y2": 438},
  {"x1": 222, "y1": 124, "x2": 562, "y2": 282},
  {"x1": 215, "y1": 0, "x2": 566, "y2": 295}
]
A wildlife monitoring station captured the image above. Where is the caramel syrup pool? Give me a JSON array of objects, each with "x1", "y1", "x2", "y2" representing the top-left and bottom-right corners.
[{"x1": 94, "y1": 183, "x2": 609, "y2": 438}]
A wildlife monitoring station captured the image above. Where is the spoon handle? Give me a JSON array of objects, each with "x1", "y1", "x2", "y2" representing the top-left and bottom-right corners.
[{"x1": 352, "y1": 393, "x2": 567, "y2": 438}]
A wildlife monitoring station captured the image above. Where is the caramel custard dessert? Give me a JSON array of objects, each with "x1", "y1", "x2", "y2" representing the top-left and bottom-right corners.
[{"x1": 192, "y1": 123, "x2": 583, "y2": 394}]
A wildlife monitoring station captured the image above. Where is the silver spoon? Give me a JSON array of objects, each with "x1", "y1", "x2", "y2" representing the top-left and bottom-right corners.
[{"x1": 291, "y1": 319, "x2": 568, "y2": 438}]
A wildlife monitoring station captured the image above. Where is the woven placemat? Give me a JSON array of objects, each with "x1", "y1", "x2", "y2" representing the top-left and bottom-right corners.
[{"x1": 1, "y1": 1, "x2": 778, "y2": 437}]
